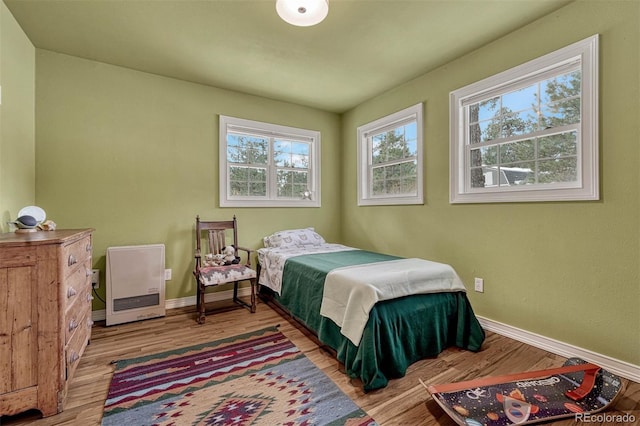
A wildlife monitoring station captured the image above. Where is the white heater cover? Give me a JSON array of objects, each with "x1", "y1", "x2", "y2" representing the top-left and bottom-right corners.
[{"x1": 106, "y1": 244, "x2": 166, "y2": 326}]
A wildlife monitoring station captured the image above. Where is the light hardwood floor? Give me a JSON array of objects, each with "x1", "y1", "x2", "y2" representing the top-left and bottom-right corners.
[{"x1": 2, "y1": 300, "x2": 639, "y2": 425}]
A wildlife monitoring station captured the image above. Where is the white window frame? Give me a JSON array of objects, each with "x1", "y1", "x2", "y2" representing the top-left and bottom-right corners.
[
  {"x1": 219, "y1": 115, "x2": 320, "y2": 207},
  {"x1": 357, "y1": 103, "x2": 424, "y2": 206},
  {"x1": 450, "y1": 35, "x2": 599, "y2": 203}
]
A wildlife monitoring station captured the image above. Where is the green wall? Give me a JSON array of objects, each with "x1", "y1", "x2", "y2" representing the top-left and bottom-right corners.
[
  {"x1": 0, "y1": 1, "x2": 35, "y2": 231},
  {"x1": 35, "y1": 50, "x2": 342, "y2": 305},
  {"x1": 341, "y1": 0, "x2": 639, "y2": 366}
]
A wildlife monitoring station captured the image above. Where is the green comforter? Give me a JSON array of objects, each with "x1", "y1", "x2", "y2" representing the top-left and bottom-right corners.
[{"x1": 274, "y1": 250, "x2": 485, "y2": 391}]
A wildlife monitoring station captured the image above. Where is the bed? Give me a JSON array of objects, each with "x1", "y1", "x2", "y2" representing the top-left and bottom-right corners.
[{"x1": 257, "y1": 228, "x2": 485, "y2": 392}]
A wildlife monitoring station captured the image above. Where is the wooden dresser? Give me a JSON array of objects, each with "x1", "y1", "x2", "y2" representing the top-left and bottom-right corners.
[{"x1": 0, "y1": 229, "x2": 94, "y2": 417}]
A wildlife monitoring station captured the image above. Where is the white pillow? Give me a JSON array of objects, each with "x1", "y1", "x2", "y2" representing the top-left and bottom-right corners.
[{"x1": 263, "y1": 228, "x2": 326, "y2": 248}]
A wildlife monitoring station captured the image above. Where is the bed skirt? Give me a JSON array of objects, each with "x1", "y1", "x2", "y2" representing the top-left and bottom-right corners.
[{"x1": 260, "y1": 286, "x2": 485, "y2": 391}]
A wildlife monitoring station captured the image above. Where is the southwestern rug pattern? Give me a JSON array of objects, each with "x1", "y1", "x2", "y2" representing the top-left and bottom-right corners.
[{"x1": 102, "y1": 326, "x2": 377, "y2": 426}]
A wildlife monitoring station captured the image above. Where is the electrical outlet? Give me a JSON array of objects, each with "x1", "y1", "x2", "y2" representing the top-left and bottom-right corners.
[
  {"x1": 164, "y1": 269, "x2": 172, "y2": 281},
  {"x1": 91, "y1": 269, "x2": 100, "y2": 289},
  {"x1": 474, "y1": 277, "x2": 484, "y2": 293}
]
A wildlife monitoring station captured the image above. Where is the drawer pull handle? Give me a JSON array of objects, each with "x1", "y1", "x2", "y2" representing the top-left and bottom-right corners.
[
  {"x1": 69, "y1": 351, "x2": 80, "y2": 364},
  {"x1": 87, "y1": 294, "x2": 94, "y2": 302},
  {"x1": 85, "y1": 268, "x2": 92, "y2": 277},
  {"x1": 67, "y1": 287, "x2": 77, "y2": 298},
  {"x1": 86, "y1": 243, "x2": 92, "y2": 252},
  {"x1": 69, "y1": 319, "x2": 78, "y2": 332},
  {"x1": 87, "y1": 319, "x2": 94, "y2": 328},
  {"x1": 68, "y1": 254, "x2": 77, "y2": 266}
]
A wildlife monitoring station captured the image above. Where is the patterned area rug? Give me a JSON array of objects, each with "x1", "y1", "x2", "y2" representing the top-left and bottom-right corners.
[{"x1": 102, "y1": 326, "x2": 377, "y2": 426}]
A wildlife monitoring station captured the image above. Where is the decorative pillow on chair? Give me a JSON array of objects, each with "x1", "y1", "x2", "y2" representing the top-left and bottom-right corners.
[
  {"x1": 199, "y1": 264, "x2": 256, "y2": 286},
  {"x1": 263, "y1": 227, "x2": 326, "y2": 248}
]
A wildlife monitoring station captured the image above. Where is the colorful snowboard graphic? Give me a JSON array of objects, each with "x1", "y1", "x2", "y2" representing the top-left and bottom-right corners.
[{"x1": 424, "y1": 358, "x2": 624, "y2": 425}]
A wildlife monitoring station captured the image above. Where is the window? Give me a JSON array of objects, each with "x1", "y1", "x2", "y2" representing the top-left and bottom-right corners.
[
  {"x1": 357, "y1": 103, "x2": 423, "y2": 206},
  {"x1": 219, "y1": 115, "x2": 320, "y2": 207},
  {"x1": 450, "y1": 35, "x2": 599, "y2": 203}
]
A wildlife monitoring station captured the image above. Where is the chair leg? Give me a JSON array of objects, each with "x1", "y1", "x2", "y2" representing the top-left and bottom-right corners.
[
  {"x1": 250, "y1": 278, "x2": 256, "y2": 313},
  {"x1": 197, "y1": 282, "x2": 206, "y2": 324}
]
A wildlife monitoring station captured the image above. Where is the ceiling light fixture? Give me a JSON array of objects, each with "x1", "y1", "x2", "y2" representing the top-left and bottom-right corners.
[{"x1": 276, "y1": 0, "x2": 329, "y2": 27}]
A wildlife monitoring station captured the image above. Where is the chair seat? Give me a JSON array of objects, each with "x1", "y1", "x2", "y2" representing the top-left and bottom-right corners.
[{"x1": 198, "y1": 264, "x2": 257, "y2": 286}]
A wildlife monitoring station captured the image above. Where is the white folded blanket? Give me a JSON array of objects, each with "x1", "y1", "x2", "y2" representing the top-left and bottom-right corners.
[{"x1": 320, "y1": 258, "x2": 467, "y2": 346}]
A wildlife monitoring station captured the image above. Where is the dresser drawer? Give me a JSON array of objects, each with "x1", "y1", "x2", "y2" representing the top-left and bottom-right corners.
[
  {"x1": 64, "y1": 259, "x2": 92, "y2": 310},
  {"x1": 65, "y1": 284, "x2": 92, "y2": 344},
  {"x1": 61, "y1": 235, "x2": 92, "y2": 277},
  {"x1": 0, "y1": 246, "x2": 36, "y2": 268},
  {"x1": 65, "y1": 312, "x2": 91, "y2": 382}
]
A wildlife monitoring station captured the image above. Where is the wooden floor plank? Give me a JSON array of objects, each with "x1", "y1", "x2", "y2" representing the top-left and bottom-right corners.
[{"x1": 1, "y1": 301, "x2": 638, "y2": 425}]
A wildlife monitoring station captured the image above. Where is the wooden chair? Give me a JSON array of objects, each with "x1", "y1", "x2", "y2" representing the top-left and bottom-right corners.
[{"x1": 193, "y1": 215, "x2": 256, "y2": 324}]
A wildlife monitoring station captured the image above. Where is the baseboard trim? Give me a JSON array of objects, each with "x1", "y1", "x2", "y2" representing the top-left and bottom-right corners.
[
  {"x1": 92, "y1": 287, "x2": 252, "y2": 323},
  {"x1": 478, "y1": 316, "x2": 640, "y2": 383}
]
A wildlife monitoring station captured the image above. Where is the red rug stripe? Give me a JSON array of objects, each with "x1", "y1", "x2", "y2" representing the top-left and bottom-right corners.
[
  {"x1": 106, "y1": 333, "x2": 297, "y2": 401},
  {"x1": 114, "y1": 331, "x2": 288, "y2": 379},
  {"x1": 108, "y1": 338, "x2": 295, "y2": 393},
  {"x1": 107, "y1": 341, "x2": 297, "y2": 401}
]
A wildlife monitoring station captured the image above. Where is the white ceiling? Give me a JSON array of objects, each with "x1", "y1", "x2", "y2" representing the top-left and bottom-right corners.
[{"x1": 4, "y1": 0, "x2": 572, "y2": 113}]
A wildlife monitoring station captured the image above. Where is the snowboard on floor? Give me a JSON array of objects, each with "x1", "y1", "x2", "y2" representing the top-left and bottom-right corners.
[{"x1": 422, "y1": 358, "x2": 625, "y2": 425}]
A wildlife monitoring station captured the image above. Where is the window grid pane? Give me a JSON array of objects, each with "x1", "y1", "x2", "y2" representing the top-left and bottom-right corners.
[
  {"x1": 274, "y1": 140, "x2": 310, "y2": 169},
  {"x1": 371, "y1": 122, "x2": 417, "y2": 165},
  {"x1": 227, "y1": 134, "x2": 268, "y2": 165},
  {"x1": 276, "y1": 170, "x2": 308, "y2": 198},
  {"x1": 371, "y1": 160, "x2": 417, "y2": 196},
  {"x1": 468, "y1": 70, "x2": 581, "y2": 146},
  {"x1": 467, "y1": 130, "x2": 578, "y2": 189},
  {"x1": 229, "y1": 166, "x2": 267, "y2": 197}
]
